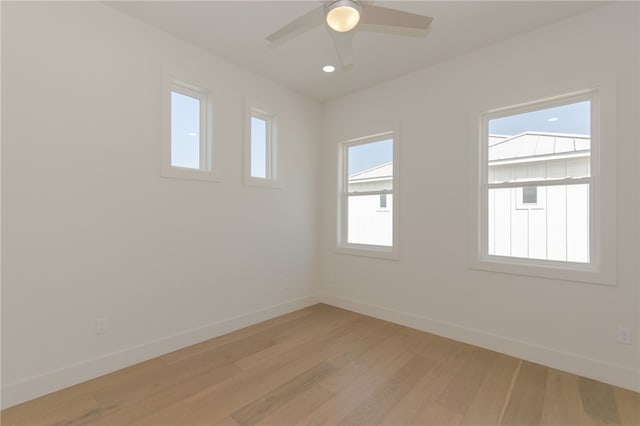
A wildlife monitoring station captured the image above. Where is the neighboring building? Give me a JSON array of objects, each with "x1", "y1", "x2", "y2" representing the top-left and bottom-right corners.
[
  {"x1": 348, "y1": 132, "x2": 590, "y2": 260},
  {"x1": 488, "y1": 132, "x2": 590, "y2": 262},
  {"x1": 348, "y1": 162, "x2": 393, "y2": 246}
]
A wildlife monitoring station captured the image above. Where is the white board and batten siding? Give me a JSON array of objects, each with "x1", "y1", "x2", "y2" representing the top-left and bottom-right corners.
[{"x1": 488, "y1": 132, "x2": 590, "y2": 263}]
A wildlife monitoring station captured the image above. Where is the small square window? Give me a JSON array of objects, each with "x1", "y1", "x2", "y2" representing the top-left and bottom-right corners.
[
  {"x1": 379, "y1": 194, "x2": 387, "y2": 208},
  {"x1": 523, "y1": 186, "x2": 537, "y2": 204}
]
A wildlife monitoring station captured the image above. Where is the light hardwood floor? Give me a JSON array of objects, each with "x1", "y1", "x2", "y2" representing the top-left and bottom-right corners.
[{"x1": 2, "y1": 304, "x2": 638, "y2": 426}]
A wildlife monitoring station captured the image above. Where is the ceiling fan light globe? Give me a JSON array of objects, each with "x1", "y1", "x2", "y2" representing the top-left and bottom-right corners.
[{"x1": 326, "y1": 5, "x2": 360, "y2": 32}]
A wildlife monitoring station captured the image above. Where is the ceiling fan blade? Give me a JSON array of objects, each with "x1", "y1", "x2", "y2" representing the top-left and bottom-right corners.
[
  {"x1": 266, "y1": 6, "x2": 325, "y2": 44},
  {"x1": 329, "y1": 30, "x2": 354, "y2": 69},
  {"x1": 360, "y1": 5, "x2": 433, "y2": 31}
]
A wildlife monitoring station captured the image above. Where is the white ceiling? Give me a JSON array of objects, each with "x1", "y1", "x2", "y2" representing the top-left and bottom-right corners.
[{"x1": 108, "y1": 1, "x2": 607, "y2": 102}]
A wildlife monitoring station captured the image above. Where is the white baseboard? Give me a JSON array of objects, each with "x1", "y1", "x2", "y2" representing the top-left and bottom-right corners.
[
  {"x1": 1, "y1": 294, "x2": 321, "y2": 409},
  {"x1": 4, "y1": 292, "x2": 637, "y2": 410},
  {"x1": 320, "y1": 294, "x2": 640, "y2": 392}
]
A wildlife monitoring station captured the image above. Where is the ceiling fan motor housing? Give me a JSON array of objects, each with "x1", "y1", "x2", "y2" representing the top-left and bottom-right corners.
[
  {"x1": 325, "y1": 0, "x2": 362, "y2": 11},
  {"x1": 325, "y1": 0, "x2": 363, "y2": 32}
]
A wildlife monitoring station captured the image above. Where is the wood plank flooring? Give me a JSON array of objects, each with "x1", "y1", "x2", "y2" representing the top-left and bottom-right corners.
[{"x1": 2, "y1": 304, "x2": 638, "y2": 426}]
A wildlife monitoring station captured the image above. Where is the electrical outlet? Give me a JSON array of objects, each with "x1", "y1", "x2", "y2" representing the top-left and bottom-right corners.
[
  {"x1": 617, "y1": 327, "x2": 632, "y2": 345},
  {"x1": 95, "y1": 317, "x2": 109, "y2": 335}
]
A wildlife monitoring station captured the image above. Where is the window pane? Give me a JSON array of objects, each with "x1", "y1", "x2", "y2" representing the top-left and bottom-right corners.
[
  {"x1": 488, "y1": 184, "x2": 589, "y2": 263},
  {"x1": 171, "y1": 91, "x2": 200, "y2": 169},
  {"x1": 488, "y1": 101, "x2": 590, "y2": 184},
  {"x1": 523, "y1": 186, "x2": 537, "y2": 204},
  {"x1": 348, "y1": 139, "x2": 393, "y2": 193},
  {"x1": 251, "y1": 116, "x2": 267, "y2": 178},
  {"x1": 348, "y1": 194, "x2": 393, "y2": 246}
]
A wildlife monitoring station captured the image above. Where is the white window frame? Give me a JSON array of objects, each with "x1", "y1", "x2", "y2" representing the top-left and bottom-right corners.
[
  {"x1": 336, "y1": 130, "x2": 400, "y2": 260},
  {"x1": 470, "y1": 87, "x2": 617, "y2": 285},
  {"x1": 161, "y1": 77, "x2": 217, "y2": 181},
  {"x1": 244, "y1": 99, "x2": 280, "y2": 188}
]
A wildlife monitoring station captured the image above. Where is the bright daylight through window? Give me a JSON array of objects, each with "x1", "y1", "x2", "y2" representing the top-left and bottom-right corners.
[
  {"x1": 250, "y1": 116, "x2": 268, "y2": 178},
  {"x1": 484, "y1": 95, "x2": 593, "y2": 264},
  {"x1": 245, "y1": 103, "x2": 278, "y2": 187},
  {"x1": 171, "y1": 90, "x2": 202, "y2": 169},
  {"x1": 342, "y1": 137, "x2": 394, "y2": 249},
  {"x1": 248, "y1": 108, "x2": 276, "y2": 183}
]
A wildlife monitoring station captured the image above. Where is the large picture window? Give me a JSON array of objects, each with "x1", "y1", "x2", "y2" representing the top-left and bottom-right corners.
[
  {"x1": 480, "y1": 91, "x2": 597, "y2": 268},
  {"x1": 338, "y1": 131, "x2": 398, "y2": 258}
]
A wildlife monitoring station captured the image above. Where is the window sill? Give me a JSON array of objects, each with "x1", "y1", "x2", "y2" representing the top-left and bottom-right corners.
[
  {"x1": 470, "y1": 255, "x2": 615, "y2": 286},
  {"x1": 244, "y1": 176, "x2": 282, "y2": 189},
  {"x1": 161, "y1": 166, "x2": 220, "y2": 182},
  {"x1": 335, "y1": 244, "x2": 399, "y2": 261}
]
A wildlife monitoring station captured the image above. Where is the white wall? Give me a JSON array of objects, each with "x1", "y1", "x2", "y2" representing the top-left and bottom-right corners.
[
  {"x1": 1, "y1": 2, "x2": 321, "y2": 407},
  {"x1": 320, "y1": 3, "x2": 639, "y2": 391}
]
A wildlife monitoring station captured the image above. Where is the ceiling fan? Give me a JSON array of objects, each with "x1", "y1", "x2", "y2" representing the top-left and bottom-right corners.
[{"x1": 266, "y1": 0, "x2": 433, "y2": 69}]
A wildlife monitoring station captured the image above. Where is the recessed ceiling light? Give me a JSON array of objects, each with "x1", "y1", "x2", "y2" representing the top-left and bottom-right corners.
[
  {"x1": 187, "y1": 132, "x2": 198, "y2": 136},
  {"x1": 323, "y1": 65, "x2": 336, "y2": 73},
  {"x1": 547, "y1": 117, "x2": 559, "y2": 122}
]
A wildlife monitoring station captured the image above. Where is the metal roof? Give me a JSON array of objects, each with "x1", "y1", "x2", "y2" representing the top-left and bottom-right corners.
[
  {"x1": 349, "y1": 162, "x2": 393, "y2": 181},
  {"x1": 489, "y1": 132, "x2": 590, "y2": 161},
  {"x1": 347, "y1": 133, "x2": 590, "y2": 181}
]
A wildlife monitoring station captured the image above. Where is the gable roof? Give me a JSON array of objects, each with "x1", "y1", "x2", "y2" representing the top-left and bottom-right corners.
[
  {"x1": 349, "y1": 162, "x2": 393, "y2": 181},
  {"x1": 489, "y1": 132, "x2": 590, "y2": 162}
]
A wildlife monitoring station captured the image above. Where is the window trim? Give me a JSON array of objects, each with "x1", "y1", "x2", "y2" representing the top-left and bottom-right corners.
[
  {"x1": 469, "y1": 85, "x2": 617, "y2": 286},
  {"x1": 244, "y1": 98, "x2": 280, "y2": 188},
  {"x1": 161, "y1": 76, "x2": 217, "y2": 181},
  {"x1": 336, "y1": 129, "x2": 400, "y2": 260}
]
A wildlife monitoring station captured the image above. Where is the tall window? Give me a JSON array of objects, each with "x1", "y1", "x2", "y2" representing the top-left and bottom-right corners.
[
  {"x1": 245, "y1": 102, "x2": 278, "y2": 187},
  {"x1": 481, "y1": 92, "x2": 595, "y2": 266},
  {"x1": 171, "y1": 90, "x2": 202, "y2": 169},
  {"x1": 339, "y1": 132, "x2": 398, "y2": 257},
  {"x1": 250, "y1": 115, "x2": 269, "y2": 178},
  {"x1": 162, "y1": 79, "x2": 215, "y2": 181}
]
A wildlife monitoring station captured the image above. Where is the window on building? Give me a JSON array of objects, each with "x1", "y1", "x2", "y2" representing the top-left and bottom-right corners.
[
  {"x1": 162, "y1": 79, "x2": 215, "y2": 181},
  {"x1": 245, "y1": 102, "x2": 278, "y2": 187},
  {"x1": 338, "y1": 132, "x2": 398, "y2": 257},
  {"x1": 522, "y1": 186, "x2": 537, "y2": 204},
  {"x1": 482, "y1": 93, "x2": 594, "y2": 265},
  {"x1": 379, "y1": 194, "x2": 387, "y2": 209}
]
